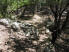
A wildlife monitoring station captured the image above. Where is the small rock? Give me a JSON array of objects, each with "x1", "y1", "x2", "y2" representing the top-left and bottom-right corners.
[
  {"x1": 11, "y1": 22, "x2": 21, "y2": 31},
  {"x1": 46, "y1": 29, "x2": 50, "y2": 34}
]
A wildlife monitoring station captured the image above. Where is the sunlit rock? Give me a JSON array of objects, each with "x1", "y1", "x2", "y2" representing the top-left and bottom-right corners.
[
  {"x1": 26, "y1": 32, "x2": 30, "y2": 37},
  {"x1": 32, "y1": 14, "x2": 43, "y2": 23},
  {"x1": 11, "y1": 22, "x2": 21, "y2": 31},
  {"x1": 0, "y1": 18, "x2": 11, "y2": 26},
  {"x1": 46, "y1": 29, "x2": 50, "y2": 33}
]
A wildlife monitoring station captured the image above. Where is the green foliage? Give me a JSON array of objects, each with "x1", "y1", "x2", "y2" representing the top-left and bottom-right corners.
[
  {"x1": 8, "y1": 0, "x2": 24, "y2": 11},
  {"x1": 8, "y1": 0, "x2": 35, "y2": 11},
  {"x1": 46, "y1": 0, "x2": 69, "y2": 6},
  {"x1": 0, "y1": 0, "x2": 8, "y2": 18},
  {"x1": 0, "y1": 0, "x2": 68, "y2": 18},
  {"x1": 0, "y1": 0, "x2": 35, "y2": 18}
]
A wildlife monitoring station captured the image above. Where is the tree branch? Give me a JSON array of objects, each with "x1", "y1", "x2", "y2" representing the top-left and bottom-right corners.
[{"x1": 60, "y1": 3, "x2": 69, "y2": 14}]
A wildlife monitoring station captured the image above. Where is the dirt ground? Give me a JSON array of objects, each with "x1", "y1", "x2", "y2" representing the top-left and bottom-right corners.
[
  {"x1": 0, "y1": 24, "x2": 50, "y2": 52},
  {"x1": 0, "y1": 14, "x2": 52, "y2": 52},
  {"x1": 0, "y1": 25, "x2": 10, "y2": 52}
]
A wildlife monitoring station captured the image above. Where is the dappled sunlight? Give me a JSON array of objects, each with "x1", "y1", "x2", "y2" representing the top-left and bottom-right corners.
[{"x1": 0, "y1": 0, "x2": 69, "y2": 52}]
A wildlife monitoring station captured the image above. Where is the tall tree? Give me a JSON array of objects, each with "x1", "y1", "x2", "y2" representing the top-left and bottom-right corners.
[{"x1": 46, "y1": 0, "x2": 69, "y2": 43}]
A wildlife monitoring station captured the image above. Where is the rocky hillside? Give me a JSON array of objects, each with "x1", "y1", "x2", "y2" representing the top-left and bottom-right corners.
[{"x1": 0, "y1": 18, "x2": 54, "y2": 52}]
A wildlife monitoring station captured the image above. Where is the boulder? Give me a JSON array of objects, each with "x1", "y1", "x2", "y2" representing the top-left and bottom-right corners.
[
  {"x1": 0, "y1": 18, "x2": 11, "y2": 26},
  {"x1": 11, "y1": 22, "x2": 21, "y2": 31}
]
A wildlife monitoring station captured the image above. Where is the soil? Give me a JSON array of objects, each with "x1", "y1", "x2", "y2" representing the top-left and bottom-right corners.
[
  {"x1": 0, "y1": 25, "x2": 9, "y2": 52},
  {"x1": 0, "y1": 24, "x2": 49, "y2": 52}
]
